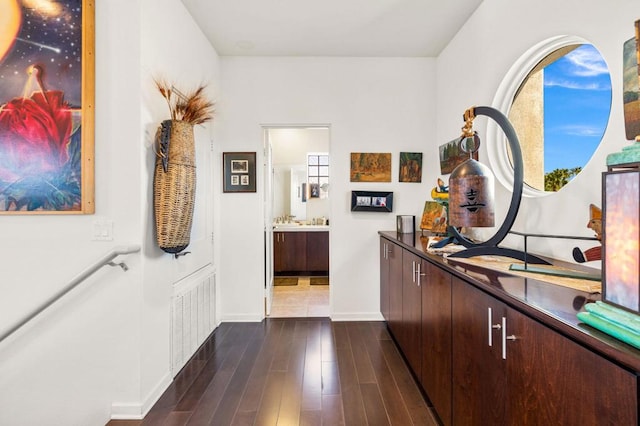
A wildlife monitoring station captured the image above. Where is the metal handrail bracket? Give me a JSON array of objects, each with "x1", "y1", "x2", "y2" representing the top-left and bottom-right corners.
[{"x1": 0, "y1": 245, "x2": 141, "y2": 344}]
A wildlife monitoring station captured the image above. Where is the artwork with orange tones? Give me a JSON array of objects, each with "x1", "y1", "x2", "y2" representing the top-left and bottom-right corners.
[
  {"x1": 420, "y1": 201, "x2": 447, "y2": 234},
  {"x1": 350, "y1": 152, "x2": 391, "y2": 182},
  {"x1": 0, "y1": 0, "x2": 94, "y2": 213}
]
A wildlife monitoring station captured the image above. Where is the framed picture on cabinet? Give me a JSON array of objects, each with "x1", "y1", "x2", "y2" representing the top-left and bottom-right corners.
[
  {"x1": 0, "y1": 0, "x2": 95, "y2": 214},
  {"x1": 223, "y1": 152, "x2": 256, "y2": 193}
]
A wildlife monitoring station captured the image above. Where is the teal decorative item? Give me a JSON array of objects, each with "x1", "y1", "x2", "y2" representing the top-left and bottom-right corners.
[{"x1": 578, "y1": 305, "x2": 640, "y2": 350}]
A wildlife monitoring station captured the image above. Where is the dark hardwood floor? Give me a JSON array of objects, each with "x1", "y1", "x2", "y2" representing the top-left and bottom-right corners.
[{"x1": 107, "y1": 318, "x2": 438, "y2": 425}]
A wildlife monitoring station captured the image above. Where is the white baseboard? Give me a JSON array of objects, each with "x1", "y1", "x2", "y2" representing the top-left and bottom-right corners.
[
  {"x1": 220, "y1": 313, "x2": 264, "y2": 322},
  {"x1": 330, "y1": 312, "x2": 385, "y2": 321},
  {"x1": 110, "y1": 372, "x2": 172, "y2": 420}
]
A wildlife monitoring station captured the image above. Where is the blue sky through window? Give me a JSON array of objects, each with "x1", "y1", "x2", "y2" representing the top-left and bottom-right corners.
[{"x1": 543, "y1": 44, "x2": 612, "y2": 173}]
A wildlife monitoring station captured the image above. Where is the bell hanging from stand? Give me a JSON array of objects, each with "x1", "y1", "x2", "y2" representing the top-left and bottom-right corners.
[{"x1": 448, "y1": 109, "x2": 495, "y2": 228}]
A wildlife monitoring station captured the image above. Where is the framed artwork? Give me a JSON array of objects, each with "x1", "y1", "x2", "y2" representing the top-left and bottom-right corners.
[
  {"x1": 399, "y1": 152, "x2": 423, "y2": 182},
  {"x1": 420, "y1": 201, "x2": 447, "y2": 234},
  {"x1": 350, "y1": 190, "x2": 393, "y2": 212},
  {"x1": 622, "y1": 20, "x2": 640, "y2": 141},
  {"x1": 350, "y1": 152, "x2": 391, "y2": 182},
  {"x1": 223, "y1": 152, "x2": 256, "y2": 193},
  {"x1": 439, "y1": 138, "x2": 478, "y2": 175},
  {"x1": 0, "y1": 0, "x2": 95, "y2": 214}
]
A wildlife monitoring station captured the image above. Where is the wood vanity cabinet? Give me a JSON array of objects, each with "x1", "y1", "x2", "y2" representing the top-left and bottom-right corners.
[
  {"x1": 379, "y1": 234, "x2": 639, "y2": 425},
  {"x1": 274, "y1": 231, "x2": 306, "y2": 273},
  {"x1": 274, "y1": 231, "x2": 329, "y2": 274},
  {"x1": 306, "y1": 231, "x2": 329, "y2": 272}
]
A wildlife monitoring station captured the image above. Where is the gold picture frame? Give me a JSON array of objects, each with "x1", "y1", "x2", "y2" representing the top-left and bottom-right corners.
[{"x1": 0, "y1": 0, "x2": 95, "y2": 214}]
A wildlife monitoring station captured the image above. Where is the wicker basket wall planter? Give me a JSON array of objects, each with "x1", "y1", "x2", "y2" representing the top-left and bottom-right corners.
[
  {"x1": 154, "y1": 119, "x2": 196, "y2": 254},
  {"x1": 152, "y1": 80, "x2": 214, "y2": 256}
]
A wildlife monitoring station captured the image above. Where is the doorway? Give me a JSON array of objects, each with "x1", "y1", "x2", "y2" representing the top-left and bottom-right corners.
[{"x1": 263, "y1": 126, "x2": 331, "y2": 317}]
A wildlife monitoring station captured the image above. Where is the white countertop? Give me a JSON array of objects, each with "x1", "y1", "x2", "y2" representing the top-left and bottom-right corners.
[{"x1": 272, "y1": 224, "x2": 330, "y2": 232}]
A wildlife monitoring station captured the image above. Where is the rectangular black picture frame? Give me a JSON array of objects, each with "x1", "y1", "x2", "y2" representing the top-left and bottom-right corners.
[
  {"x1": 351, "y1": 191, "x2": 393, "y2": 212},
  {"x1": 223, "y1": 152, "x2": 256, "y2": 193}
]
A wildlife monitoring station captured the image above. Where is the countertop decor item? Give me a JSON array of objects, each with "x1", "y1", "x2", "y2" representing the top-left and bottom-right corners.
[
  {"x1": 601, "y1": 20, "x2": 640, "y2": 314},
  {"x1": 446, "y1": 106, "x2": 548, "y2": 264},
  {"x1": 577, "y1": 20, "x2": 640, "y2": 350},
  {"x1": 153, "y1": 80, "x2": 214, "y2": 255}
]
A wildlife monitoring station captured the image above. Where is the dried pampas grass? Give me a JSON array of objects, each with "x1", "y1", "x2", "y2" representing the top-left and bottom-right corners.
[{"x1": 155, "y1": 79, "x2": 215, "y2": 125}]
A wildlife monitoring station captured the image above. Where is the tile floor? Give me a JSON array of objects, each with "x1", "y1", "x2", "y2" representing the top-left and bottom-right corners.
[{"x1": 269, "y1": 276, "x2": 330, "y2": 317}]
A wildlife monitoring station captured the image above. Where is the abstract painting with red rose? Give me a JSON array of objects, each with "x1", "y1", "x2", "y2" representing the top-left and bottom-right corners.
[{"x1": 0, "y1": 0, "x2": 85, "y2": 212}]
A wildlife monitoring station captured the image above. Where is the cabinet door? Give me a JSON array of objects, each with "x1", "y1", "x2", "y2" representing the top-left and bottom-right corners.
[
  {"x1": 401, "y1": 251, "x2": 422, "y2": 375},
  {"x1": 274, "y1": 233, "x2": 284, "y2": 273},
  {"x1": 420, "y1": 261, "x2": 452, "y2": 426},
  {"x1": 505, "y1": 307, "x2": 638, "y2": 424},
  {"x1": 275, "y1": 232, "x2": 307, "y2": 273},
  {"x1": 387, "y1": 242, "x2": 403, "y2": 340},
  {"x1": 452, "y1": 277, "x2": 506, "y2": 425},
  {"x1": 380, "y1": 239, "x2": 390, "y2": 321},
  {"x1": 306, "y1": 231, "x2": 329, "y2": 272}
]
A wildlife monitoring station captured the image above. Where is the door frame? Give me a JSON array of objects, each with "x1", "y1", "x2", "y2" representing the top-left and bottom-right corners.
[{"x1": 262, "y1": 124, "x2": 331, "y2": 317}]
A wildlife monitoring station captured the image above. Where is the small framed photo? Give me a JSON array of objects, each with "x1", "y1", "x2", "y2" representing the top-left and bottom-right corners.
[
  {"x1": 351, "y1": 191, "x2": 393, "y2": 212},
  {"x1": 223, "y1": 152, "x2": 256, "y2": 193}
]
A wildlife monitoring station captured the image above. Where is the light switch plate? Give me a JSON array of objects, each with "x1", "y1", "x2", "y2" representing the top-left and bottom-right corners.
[{"x1": 92, "y1": 219, "x2": 113, "y2": 241}]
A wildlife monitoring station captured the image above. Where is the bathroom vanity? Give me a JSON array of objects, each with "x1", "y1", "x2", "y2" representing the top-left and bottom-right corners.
[
  {"x1": 274, "y1": 225, "x2": 329, "y2": 275},
  {"x1": 380, "y1": 230, "x2": 639, "y2": 425}
]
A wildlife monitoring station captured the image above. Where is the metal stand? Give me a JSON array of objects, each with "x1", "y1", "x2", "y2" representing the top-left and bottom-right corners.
[{"x1": 446, "y1": 106, "x2": 547, "y2": 264}]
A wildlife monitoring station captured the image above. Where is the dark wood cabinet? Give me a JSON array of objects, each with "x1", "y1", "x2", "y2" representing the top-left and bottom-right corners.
[
  {"x1": 380, "y1": 239, "x2": 391, "y2": 321},
  {"x1": 274, "y1": 231, "x2": 329, "y2": 274},
  {"x1": 387, "y1": 241, "x2": 403, "y2": 340},
  {"x1": 274, "y1": 231, "x2": 306, "y2": 273},
  {"x1": 380, "y1": 233, "x2": 639, "y2": 425},
  {"x1": 400, "y1": 251, "x2": 423, "y2": 375},
  {"x1": 451, "y1": 276, "x2": 508, "y2": 424},
  {"x1": 420, "y1": 261, "x2": 452, "y2": 426},
  {"x1": 306, "y1": 231, "x2": 329, "y2": 272},
  {"x1": 505, "y1": 306, "x2": 637, "y2": 424},
  {"x1": 452, "y1": 276, "x2": 638, "y2": 425}
]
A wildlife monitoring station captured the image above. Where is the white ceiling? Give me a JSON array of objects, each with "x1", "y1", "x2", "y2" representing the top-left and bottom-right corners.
[{"x1": 180, "y1": 0, "x2": 483, "y2": 57}]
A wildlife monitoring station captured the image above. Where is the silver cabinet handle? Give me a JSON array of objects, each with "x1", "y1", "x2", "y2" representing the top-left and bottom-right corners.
[
  {"x1": 488, "y1": 307, "x2": 501, "y2": 347},
  {"x1": 501, "y1": 317, "x2": 517, "y2": 359},
  {"x1": 412, "y1": 260, "x2": 416, "y2": 283},
  {"x1": 417, "y1": 263, "x2": 425, "y2": 286}
]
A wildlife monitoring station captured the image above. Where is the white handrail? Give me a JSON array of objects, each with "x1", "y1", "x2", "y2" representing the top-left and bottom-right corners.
[{"x1": 0, "y1": 245, "x2": 141, "y2": 344}]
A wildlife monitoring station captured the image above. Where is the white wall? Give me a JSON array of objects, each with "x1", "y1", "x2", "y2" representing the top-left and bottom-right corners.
[
  {"x1": 0, "y1": 0, "x2": 220, "y2": 424},
  {"x1": 218, "y1": 57, "x2": 436, "y2": 320},
  {"x1": 436, "y1": 0, "x2": 638, "y2": 262},
  {"x1": 1, "y1": 1, "x2": 636, "y2": 423}
]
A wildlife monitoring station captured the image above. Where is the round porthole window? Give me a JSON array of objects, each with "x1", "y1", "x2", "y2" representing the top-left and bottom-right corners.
[{"x1": 488, "y1": 36, "x2": 612, "y2": 196}]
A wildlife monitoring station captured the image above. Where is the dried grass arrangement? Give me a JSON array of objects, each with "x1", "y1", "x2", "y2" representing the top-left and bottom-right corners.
[
  {"x1": 154, "y1": 79, "x2": 215, "y2": 125},
  {"x1": 152, "y1": 80, "x2": 215, "y2": 255}
]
